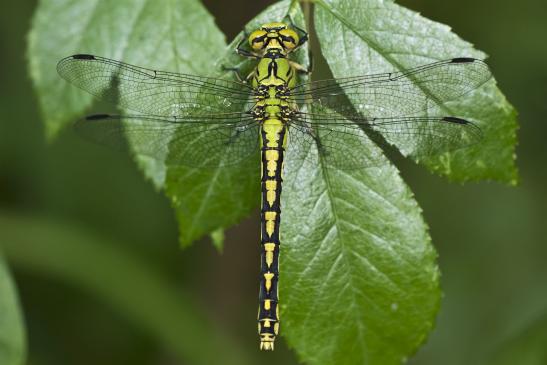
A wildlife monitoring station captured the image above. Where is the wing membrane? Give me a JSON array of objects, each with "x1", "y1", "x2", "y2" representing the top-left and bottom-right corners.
[
  {"x1": 288, "y1": 112, "x2": 481, "y2": 169},
  {"x1": 287, "y1": 122, "x2": 384, "y2": 170},
  {"x1": 75, "y1": 113, "x2": 260, "y2": 168},
  {"x1": 57, "y1": 54, "x2": 254, "y2": 117},
  {"x1": 291, "y1": 58, "x2": 491, "y2": 118},
  {"x1": 285, "y1": 58, "x2": 489, "y2": 169},
  {"x1": 61, "y1": 55, "x2": 488, "y2": 170}
]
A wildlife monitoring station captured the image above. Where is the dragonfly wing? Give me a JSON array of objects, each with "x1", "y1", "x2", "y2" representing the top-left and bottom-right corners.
[
  {"x1": 360, "y1": 116, "x2": 482, "y2": 158},
  {"x1": 289, "y1": 110, "x2": 482, "y2": 169},
  {"x1": 75, "y1": 113, "x2": 260, "y2": 168},
  {"x1": 287, "y1": 119, "x2": 385, "y2": 170},
  {"x1": 291, "y1": 58, "x2": 491, "y2": 117},
  {"x1": 57, "y1": 54, "x2": 253, "y2": 117}
]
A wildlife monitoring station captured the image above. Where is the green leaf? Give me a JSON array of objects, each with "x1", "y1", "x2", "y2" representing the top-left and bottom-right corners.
[
  {"x1": 0, "y1": 255, "x2": 26, "y2": 365},
  {"x1": 163, "y1": 0, "x2": 309, "y2": 245},
  {"x1": 28, "y1": 0, "x2": 236, "y2": 246},
  {"x1": 27, "y1": 1, "x2": 506, "y2": 363},
  {"x1": 29, "y1": 0, "x2": 226, "y2": 139},
  {"x1": 314, "y1": 0, "x2": 518, "y2": 184},
  {"x1": 28, "y1": 0, "x2": 307, "y2": 246},
  {"x1": 29, "y1": 0, "x2": 245, "y2": 246},
  {"x1": 0, "y1": 213, "x2": 254, "y2": 365},
  {"x1": 281, "y1": 109, "x2": 440, "y2": 364},
  {"x1": 487, "y1": 314, "x2": 547, "y2": 365}
]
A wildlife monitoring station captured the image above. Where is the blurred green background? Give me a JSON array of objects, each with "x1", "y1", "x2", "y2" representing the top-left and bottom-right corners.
[{"x1": 0, "y1": 0, "x2": 545, "y2": 364}]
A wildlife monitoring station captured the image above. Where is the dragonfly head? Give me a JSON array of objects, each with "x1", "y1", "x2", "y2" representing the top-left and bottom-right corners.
[{"x1": 248, "y1": 22, "x2": 300, "y2": 53}]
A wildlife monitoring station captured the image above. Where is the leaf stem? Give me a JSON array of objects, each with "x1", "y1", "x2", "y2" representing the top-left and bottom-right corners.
[{"x1": 302, "y1": 0, "x2": 312, "y2": 31}]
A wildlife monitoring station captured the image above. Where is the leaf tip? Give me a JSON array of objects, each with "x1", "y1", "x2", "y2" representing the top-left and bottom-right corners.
[{"x1": 210, "y1": 228, "x2": 225, "y2": 253}]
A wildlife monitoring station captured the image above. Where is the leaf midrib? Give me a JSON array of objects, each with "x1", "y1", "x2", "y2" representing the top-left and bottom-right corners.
[{"x1": 318, "y1": 159, "x2": 369, "y2": 362}]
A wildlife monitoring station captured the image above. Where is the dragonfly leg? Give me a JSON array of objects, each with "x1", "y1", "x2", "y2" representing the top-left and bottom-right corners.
[
  {"x1": 289, "y1": 59, "x2": 312, "y2": 75},
  {"x1": 221, "y1": 65, "x2": 245, "y2": 82},
  {"x1": 221, "y1": 65, "x2": 255, "y2": 84}
]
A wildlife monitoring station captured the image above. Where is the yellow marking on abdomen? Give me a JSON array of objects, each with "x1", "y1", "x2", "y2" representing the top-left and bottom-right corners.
[
  {"x1": 265, "y1": 149, "x2": 279, "y2": 177},
  {"x1": 265, "y1": 180, "x2": 277, "y2": 206},
  {"x1": 264, "y1": 272, "x2": 274, "y2": 292},
  {"x1": 264, "y1": 243, "x2": 276, "y2": 267},
  {"x1": 264, "y1": 211, "x2": 277, "y2": 237}
]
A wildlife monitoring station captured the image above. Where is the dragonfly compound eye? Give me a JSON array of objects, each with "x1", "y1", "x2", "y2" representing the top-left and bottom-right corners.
[
  {"x1": 279, "y1": 29, "x2": 299, "y2": 50},
  {"x1": 249, "y1": 30, "x2": 268, "y2": 51}
]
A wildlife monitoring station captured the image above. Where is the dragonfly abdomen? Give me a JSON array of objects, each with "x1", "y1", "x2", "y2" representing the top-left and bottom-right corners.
[{"x1": 258, "y1": 119, "x2": 287, "y2": 351}]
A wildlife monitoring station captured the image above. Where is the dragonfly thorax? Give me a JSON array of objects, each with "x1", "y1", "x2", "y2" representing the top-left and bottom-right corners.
[
  {"x1": 252, "y1": 99, "x2": 292, "y2": 125},
  {"x1": 253, "y1": 57, "x2": 296, "y2": 89}
]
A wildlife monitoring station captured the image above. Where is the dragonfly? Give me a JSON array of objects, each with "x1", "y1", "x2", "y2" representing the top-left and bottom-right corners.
[{"x1": 57, "y1": 20, "x2": 491, "y2": 351}]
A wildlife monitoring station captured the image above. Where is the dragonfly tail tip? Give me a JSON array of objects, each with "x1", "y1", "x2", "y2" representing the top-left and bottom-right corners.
[{"x1": 259, "y1": 335, "x2": 276, "y2": 351}]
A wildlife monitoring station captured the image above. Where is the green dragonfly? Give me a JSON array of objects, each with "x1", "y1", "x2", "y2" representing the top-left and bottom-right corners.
[{"x1": 57, "y1": 21, "x2": 491, "y2": 351}]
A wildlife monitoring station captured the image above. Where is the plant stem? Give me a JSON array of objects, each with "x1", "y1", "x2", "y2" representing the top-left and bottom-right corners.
[{"x1": 302, "y1": 0, "x2": 311, "y2": 31}]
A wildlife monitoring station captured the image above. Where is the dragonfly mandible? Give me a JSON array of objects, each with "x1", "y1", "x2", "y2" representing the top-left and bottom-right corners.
[{"x1": 57, "y1": 20, "x2": 491, "y2": 351}]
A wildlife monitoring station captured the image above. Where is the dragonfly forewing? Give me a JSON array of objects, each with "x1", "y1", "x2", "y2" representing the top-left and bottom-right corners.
[
  {"x1": 291, "y1": 58, "x2": 492, "y2": 118},
  {"x1": 57, "y1": 54, "x2": 253, "y2": 118}
]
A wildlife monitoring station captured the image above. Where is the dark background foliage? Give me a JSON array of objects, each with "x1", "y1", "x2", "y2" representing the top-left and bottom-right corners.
[{"x1": 0, "y1": 0, "x2": 545, "y2": 364}]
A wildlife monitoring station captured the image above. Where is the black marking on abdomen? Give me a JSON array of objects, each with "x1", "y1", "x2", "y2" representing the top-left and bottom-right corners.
[{"x1": 257, "y1": 126, "x2": 286, "y2": 349}]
